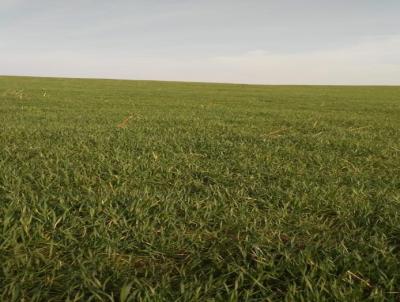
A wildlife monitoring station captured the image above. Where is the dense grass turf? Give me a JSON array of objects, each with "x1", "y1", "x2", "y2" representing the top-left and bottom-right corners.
[{"x1": 0, "y1": 76, "x2": 400, "y2": 301}]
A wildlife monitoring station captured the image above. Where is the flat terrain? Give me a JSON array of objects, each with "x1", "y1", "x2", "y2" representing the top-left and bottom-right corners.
[{"x1": 0, "y1": 76, "x2": 400, "y2": 301}]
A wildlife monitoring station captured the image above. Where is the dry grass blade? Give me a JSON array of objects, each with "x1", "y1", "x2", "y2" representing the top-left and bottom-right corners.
[
  {"x1": 267, "y1": 128, "x2": 288, "y2": 136},
  {"x1": 348, "y1": 126, "x2": 371, "y2": 132},
  {"x1": 346, "y1": 271, "x2": 373, "y2": 288},
  {"x1": 117, "y1": 114, "x2": 134, "y2": 129}
]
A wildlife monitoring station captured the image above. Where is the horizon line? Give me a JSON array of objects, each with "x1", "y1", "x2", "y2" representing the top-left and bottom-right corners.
[{"x1": 1, "y1": 74, "x2": 399, "y2": 88}]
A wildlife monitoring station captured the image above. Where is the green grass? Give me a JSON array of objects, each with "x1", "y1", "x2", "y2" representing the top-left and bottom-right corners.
[{"x1": 0, "y1": 76, "x2": 400, "y2": 301}]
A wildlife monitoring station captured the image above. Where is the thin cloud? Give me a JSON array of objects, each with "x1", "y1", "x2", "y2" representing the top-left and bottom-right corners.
[
  {"x1": 211, "y1": 36, "x2": 400, "y2": 84},
  {"x1": 2, "y1": 36, "x2": 400, "y2": 85}
]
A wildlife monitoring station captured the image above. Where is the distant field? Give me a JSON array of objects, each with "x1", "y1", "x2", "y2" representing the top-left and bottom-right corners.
[{"x1": 1, "y1": 76, "x2": 400, "y2": 301}]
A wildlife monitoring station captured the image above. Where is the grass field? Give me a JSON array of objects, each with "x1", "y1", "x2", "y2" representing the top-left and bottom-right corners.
[{"x1": 1, "y1": 76, "x2": 400, "y2": 301}]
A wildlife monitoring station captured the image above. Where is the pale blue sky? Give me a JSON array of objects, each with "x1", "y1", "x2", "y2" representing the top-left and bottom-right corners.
[{"x1": 1, "y1": 0, "x2": 399, "y2": 84}]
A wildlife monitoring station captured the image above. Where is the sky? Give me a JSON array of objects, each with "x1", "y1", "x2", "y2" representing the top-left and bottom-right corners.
[{"x1": 1, "y1": 0, "x2": 400, "y2": 85}]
